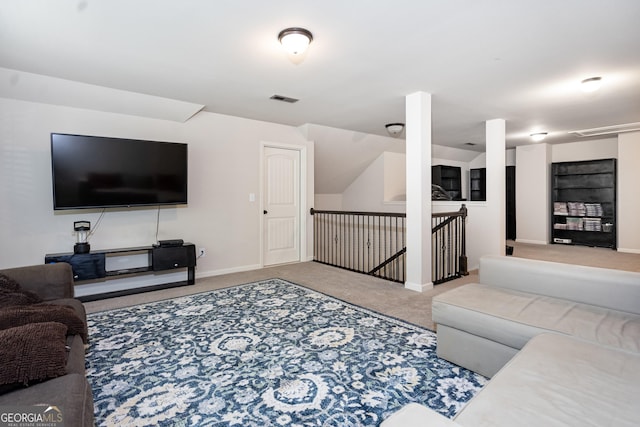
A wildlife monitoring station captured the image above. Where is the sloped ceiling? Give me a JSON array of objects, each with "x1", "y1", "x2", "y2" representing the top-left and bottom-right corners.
[{"x1": 1, "y1": 0, "x2": 638, "y2": 150}]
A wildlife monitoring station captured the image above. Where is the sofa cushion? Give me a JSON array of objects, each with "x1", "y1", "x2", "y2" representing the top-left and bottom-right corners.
[
  {"x1": 0, "y1": 322, "x2": 68, "y2": 387},
  {"x1": 0, "y1": 304, "x2": 87, "y2": 343},
  {"x1": 432, "y1": 284, "x2": 640, "y2": 353},
  {"x1": 381, "y1": 402, "x2": 460, "y2": 427},
  {"x1": 455, "y1": 333, "x2": 640, "y2": 427}
]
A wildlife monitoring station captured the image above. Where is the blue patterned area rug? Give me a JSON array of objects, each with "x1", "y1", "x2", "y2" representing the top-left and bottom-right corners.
[{"x1": 86, "y1": 279, "x2": 486, "y2": 426}]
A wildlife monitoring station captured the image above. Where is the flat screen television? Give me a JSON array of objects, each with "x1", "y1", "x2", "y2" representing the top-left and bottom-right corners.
[{"x1": 51, "y1": 133, "x2": 188, "y2": 210}]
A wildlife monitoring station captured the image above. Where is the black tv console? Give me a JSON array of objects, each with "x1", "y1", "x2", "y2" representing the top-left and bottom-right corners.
[{"x1": 45, "y1": 243, "x2": 196, "y2": 302}]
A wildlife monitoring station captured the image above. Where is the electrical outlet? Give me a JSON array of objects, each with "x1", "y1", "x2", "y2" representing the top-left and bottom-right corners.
[{"x1": 198, "y1": 248, "x2": 206, "y2": 258}]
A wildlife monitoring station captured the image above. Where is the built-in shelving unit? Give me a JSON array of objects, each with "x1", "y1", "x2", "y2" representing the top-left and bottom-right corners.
[
  {"x1": 432, "y1": 165, "x2": 463, "y2": 200},
  {"x1": 470, "y1": 168, "x2": 486, "y2": 201},
  {"x1": 551, "y1": 159, "x2": 616, "y2": 249}
]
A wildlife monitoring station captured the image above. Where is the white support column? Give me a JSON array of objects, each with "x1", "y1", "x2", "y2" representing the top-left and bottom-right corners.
[
  {"x1": 486, "y1": 119, "x2": 506, "y2": 255},
  {"x1": 405, "y1": 92, "x2": 433, "y2": 291}
]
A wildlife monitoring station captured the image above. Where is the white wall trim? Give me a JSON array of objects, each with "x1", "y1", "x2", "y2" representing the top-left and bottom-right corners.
[
  {"x1": 618, "y1": 248, "x2": 640, "y2": 254},
  {"x1": 404, "y1": 281, "x2": 434, "y2": 292},
  {"x1": 516, "y1": 239, "x2": 548, "y2": 245},
  {"x1": 196, "y1": 263, "x2": 263, "y2": 279}
]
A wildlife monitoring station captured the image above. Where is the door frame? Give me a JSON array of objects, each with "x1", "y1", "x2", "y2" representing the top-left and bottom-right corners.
[{"x1": 259, "y1": 141, "x2": 308, "y2": 267}]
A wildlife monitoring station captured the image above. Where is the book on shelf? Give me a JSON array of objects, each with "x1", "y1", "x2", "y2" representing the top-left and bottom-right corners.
[{"x1": 554, "y1": 202, "x2": 568, "y2": 215}]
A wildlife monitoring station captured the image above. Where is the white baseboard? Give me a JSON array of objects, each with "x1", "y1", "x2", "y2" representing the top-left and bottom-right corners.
[
  {"x1": 404, "y1": 281, "x2": 434, "y2": 292},
  {"x1": 515, "y1": 239, "x2": 548, "y2": 245},
  {"x1": 618, "y1": 247, "x2": 640, "y2": 254},
  {"x1": 195, "y1": 264, "x2": 262, "y2": 279}
]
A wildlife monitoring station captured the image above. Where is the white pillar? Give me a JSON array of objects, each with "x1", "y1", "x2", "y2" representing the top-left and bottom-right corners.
[
  {"x1": 617, "y1": 131, "x2": 640, "y2": 253},
  {"x1": 486, "y1": 119, "x2": 506, "y2": 255},
  {"x1": 515, "y1": 143, "x2": 550, "y2": 245},
  {"x1": 405, "y1": 92, "x2": 433, "y2": 291}
]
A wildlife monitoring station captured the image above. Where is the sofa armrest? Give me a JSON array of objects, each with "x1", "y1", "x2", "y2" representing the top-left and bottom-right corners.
[{"x1": 0, "y1": 263, "x2": 74, "y2": 300}]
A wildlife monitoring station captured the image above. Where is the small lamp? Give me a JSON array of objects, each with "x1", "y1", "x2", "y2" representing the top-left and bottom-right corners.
[
  {"x1": 74, "y1": 221, "x2": 91, "y2": 254},
  {"x1": 278, "y1": 27, "x2": 313, "y2": 55},
  {"x1": 385, "y1": 123, "x2": 405, "y2": 136}
]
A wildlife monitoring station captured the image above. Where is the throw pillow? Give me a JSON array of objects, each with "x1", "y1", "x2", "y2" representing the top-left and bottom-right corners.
[
  {"x1": 0, "y1": 273, "x2": 21, "y2": 291},
  {"x1": 0, "y1": 322, "x2": 68, "y2": 386},
  {"x1": 0, "y1": 304, "x2": 87, "y2": 343}
]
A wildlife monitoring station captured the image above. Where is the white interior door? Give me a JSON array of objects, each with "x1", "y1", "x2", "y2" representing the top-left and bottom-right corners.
[{"x1": 263, "y1": 146, "x2": 301, "y2": 266}]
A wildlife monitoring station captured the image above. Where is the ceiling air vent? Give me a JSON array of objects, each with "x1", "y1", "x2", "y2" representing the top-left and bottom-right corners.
[
  {"x1": 569, "y1": 122, "x2": 640, "y2": 137},
  {"x1": 270, "y1": 94, "x2": 299, "y2": 103}
]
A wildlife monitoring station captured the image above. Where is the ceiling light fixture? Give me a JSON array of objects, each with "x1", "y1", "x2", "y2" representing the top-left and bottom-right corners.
[
  {"x1": 581, "y1": 76, "x2": 602, "y2": 93},
  {"x1": 385, "y1": 123, "x2": 405, "y2": 136},
  {"x1": 530, "y1": 132, "x2": 548, "y2": 142},
  {"x1": 278, "y1": 27, "x2": 313, "y2": 55}
]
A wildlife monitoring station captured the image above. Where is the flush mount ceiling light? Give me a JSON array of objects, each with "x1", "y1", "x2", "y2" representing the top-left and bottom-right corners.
[
  {"x1": 278, "y1": 27, "x2": 313, "y2": 55},
  {"x1": 385, "y1": 123, "x2": 405, "y2": 136},
  {"x1": 581, "y1": 76, "x2": 602, "y2": 93},
  {"x1": 530, "y1": 132, "x2": 548, "y2": 142}
]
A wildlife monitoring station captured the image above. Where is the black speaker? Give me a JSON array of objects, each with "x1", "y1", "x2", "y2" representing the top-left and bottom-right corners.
[{"x1": 152, "y1": 245, "x2": 196, "y2": 271}]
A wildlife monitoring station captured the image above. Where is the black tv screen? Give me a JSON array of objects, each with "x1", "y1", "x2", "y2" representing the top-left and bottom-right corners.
[{"x1": 51, "y1": 133, "x2": 188, "y2": 210}]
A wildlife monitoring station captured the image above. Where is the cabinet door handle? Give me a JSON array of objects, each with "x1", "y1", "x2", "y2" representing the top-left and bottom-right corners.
[{"x1": 263, "y1": 210, "x2": 268, "y2": 215}]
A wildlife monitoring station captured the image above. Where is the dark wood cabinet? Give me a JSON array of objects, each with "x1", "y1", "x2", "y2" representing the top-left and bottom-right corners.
[
  {"x1": 432, "y1": 165, "x2": 463, "y2": 200},
  {"x1": 506, "y1": 166, "x2": 516, "y2": 240},
  {"x1": 551, "y1": 159, "x2": 616, "y2": 249},
  {"x1": 470, "y1": 168, "x2": 486, "y2": 201}
]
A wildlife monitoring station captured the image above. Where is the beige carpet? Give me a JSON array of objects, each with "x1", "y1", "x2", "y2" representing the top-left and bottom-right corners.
[{"x1": 84, "y1": 241, "x2": 639, "y2": 330}]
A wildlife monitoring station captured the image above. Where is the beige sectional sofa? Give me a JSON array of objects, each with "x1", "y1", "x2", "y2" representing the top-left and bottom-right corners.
[{"x1": 383, "y1": 255, "x2": 640, "y2": 427}]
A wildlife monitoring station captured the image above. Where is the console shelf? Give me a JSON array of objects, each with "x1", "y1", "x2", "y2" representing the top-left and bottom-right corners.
[{"x1": 45, "y1": 243, "x2": 196, "y2": 301}]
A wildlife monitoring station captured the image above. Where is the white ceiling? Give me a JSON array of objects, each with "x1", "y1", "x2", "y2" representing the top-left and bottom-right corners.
[{"x1": 1, "y1": 0, "x2": 639, "y2": 152}]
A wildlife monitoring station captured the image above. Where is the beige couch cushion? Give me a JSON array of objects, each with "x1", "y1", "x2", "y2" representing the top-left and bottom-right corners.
[
  {"x1": 381, "y1": 402, "x2": 460, "y2": 427},
  {"x1": 455, "y1": 333, "x2": 640, "y2": 427},
  {"x1": 433, "y1": 284, "x2": 640, "y2": 353}
]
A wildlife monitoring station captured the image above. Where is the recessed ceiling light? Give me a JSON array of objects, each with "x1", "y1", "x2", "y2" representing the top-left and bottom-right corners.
[
  {"x1": 581, "y1": 76, "x2": 602, "y2": 93},
  {"x1": 530, "y1": 132, "x2": 548, "y2": 142}
]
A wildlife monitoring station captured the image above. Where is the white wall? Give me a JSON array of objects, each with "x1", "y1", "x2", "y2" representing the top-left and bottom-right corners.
[
  {"x1": 515, "y1": 143, "x2": 551, "y2": 244},
  {"x1": 314, "y1": 194, "x2": 343, "y2": 210},
  {"x1": 617, "y1": 131, "x2": 640, "y2": 253},
  {"x1": 0, "y1": 98, "x2": 314, "y2": 277},
  {"x1": 341, "y1": 153, "x2": 405, "y2": 213},
  {"x1": 552, "y1": 137, "x2": 617, "y2": 162},
  {"x1": 383, "y1": 152, "x2": 406, "y2": 202},
  {"x1": 433, "y1": 202, "x2": 494, "y2": 271}
]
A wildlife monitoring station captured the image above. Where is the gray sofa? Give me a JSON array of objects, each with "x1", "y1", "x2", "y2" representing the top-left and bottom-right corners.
[
  {"x1": 382, "y1": 255, "x2": 640, "y2": 427},
  {"x1": 0, "y1": 263, "x2": 94, "y2": 427}
]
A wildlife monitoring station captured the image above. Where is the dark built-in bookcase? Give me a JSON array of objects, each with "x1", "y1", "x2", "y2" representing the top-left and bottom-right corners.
[
  {"x1": 432, "y1": 165, "x2": 463, "y2": 200},
  {"x1": 470, "y1": 168, "x2": 486, "y2": 201},
  {"x1": 551, "y1": 159, "x2": 616, "y2": 249}
]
